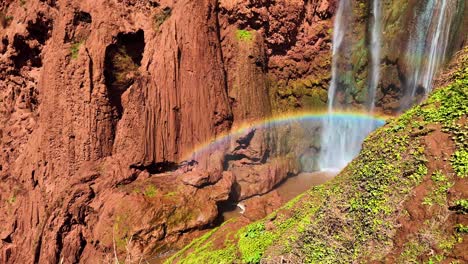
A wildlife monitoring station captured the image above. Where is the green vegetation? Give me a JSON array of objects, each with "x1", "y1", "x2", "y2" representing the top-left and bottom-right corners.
[
  {"x1": 0, "y1": 12, "x2": 13, "y2": 28},
  {"x1": 153, "y1": 8, "x2": 172, "y2": 31},
  {"x1": 169, "y1": 48, "x2": 467, "y2": 263},
  {"x1": 144, "y1": 185, "x2": 157, "y2": 198},
  {"x1": 6, "y1": 195, "x2": 16, "y2": 205},
  {"x1": 452, "y1": 199, "x2": 468, "y2": 214},
  {"x1": 165, "y1": 222, "x2": 237, "y2": 264},
  {"x1": 274, "y1": 73, "x2": 330, "y2": 111},
  {"x1": 70, "y1": 41, "x2": 83, "y2": 59},
  {"x1": 113, "y1": 214, "x2": 131, "y2": 250},
  {"x1": 236, "y1": 29, "x2": 253, "y2": 42},
  {"x1": 20, "y1": 0, "x2": 26, "y2": 7},
  {"x1": 422, "y1": 171, "x2": 452, "y2": 207},
  {"x1": 106, "y1": 46, "x2": 139, "y2": 90},
  {"x1": 455, "y1": 224, "x2": 468, "y2": 234},
  {"x1": 164, "y1": 191, "x2": 177, "y2": 198}
]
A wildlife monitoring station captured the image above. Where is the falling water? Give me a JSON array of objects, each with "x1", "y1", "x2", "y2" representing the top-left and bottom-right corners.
[
  {"x1": 326, "y1": 0, "x2": 349, "y2": 112},
  {"x1": 420, "y1": 0, "x2": 452, "y2": 94},
  {"x1": 368, "y1": 0, "x2": 382, "y2": 111},
  {"x1": 404, "y1": 0, "x2": 454, "y2": 109},
  {"x1": 319, "y1": 0, "x2": 381, "y2": 171},
  {"x1": 318, "y1": 0, "x2": 457, "y2": 171}
]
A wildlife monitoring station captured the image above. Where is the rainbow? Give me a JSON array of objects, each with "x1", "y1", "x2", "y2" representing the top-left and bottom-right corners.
[{"x1": 182, "y1": 111, "x2": 390, "y2": 162}]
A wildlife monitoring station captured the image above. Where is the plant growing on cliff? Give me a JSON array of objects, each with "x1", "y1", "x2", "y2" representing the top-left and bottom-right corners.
[
  {"x1": 153, "y1": 7, "x2": 172, "y2": 31},
  {"x1": 0, "y1": 11, "x2": 13, "y2": 28},
  {"x1": 70, "y1": 41, "x2": 83, "y2": 59},
  {"x1": 236, "y1": 29, "x2": 253, "y2": 42},
  {"x1": 144, "y1": 185, "x2": 157, "y2": 198}
]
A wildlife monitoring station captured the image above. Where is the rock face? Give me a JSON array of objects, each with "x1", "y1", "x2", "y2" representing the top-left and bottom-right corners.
[{"x1": 0, "y1": 0, "x2": 336, "y2": 262}]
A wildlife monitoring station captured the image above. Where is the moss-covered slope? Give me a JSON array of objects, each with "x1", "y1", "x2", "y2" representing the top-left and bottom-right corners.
[{"x1": 167, "y1": 48, "x2": 468, "y2": 264}]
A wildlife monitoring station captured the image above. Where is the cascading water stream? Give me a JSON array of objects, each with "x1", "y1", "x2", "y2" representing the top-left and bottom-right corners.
[
  {"x1": 319, "y1": 0, "x2": 457, "y2": 171},
  {"x1": 326, "y1": 0, "x2": 348, "y2": 112},
  {"x1": 404, "y1": 0, "x2": 454, "y2": 109},
  {"x1": 368, "y1": 0, "x2": 382, "y2": 112},
  {"x1": 318, "y1": 0, "x2": 382, "y2": 171},
  {"x1": 421, "y1": 0, "x2": 451, "y2": 94}
]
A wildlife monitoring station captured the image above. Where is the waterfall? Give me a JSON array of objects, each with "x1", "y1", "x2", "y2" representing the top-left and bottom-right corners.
[
  {"x1": 318, "y1": 0, "x2": 382, "y2": 171},
  {"x1": 404, "y1": 0, "x2": 454, "y2": 109},
  {"x1": 420, "y1": 0, "x2": 452, "y2": 94},
  {"x1": 326, "y1": 0, "x2": 349, "y2": 112},
  {"x1": 318, "y1": 0, "x2": 457, "y2": 171},
  {"x1": 368, "y1": 0, "x2": 382, "y2": 111}
]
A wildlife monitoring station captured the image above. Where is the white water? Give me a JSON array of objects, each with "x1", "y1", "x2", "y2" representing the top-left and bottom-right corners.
[
  {"x1": 404, "y1": 0, "x2": 454, "y2": 108},
  {"x1": 318, "y1": 0, "x2": 382, "y2": 171},
  {"x1": 420, "y1": 0, "x2": 452, "y2": 94},
  {"x1": 319, "y1": 0, "x2": 456, "y2": 171},
  {"x1": 326, "y1": 0, "x2": 349, "y2": 112},
  {"x1": 368, "y1": 0, "x2": 382, "y2": 111}
]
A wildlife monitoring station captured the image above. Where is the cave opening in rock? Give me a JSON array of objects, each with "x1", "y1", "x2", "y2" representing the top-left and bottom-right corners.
[
  {"x1": 11, "y1": 35, "x2": 42, "y2": 69},
  {"x1": 130, "y1": 161, "x2": 178, "y2": 174},
  {"x1": 73, "y1": 11, "x2": 92, "y2": 25},
  {"x1": 26, "y1": 12, "x2": 53, "y2": 45},
  {"x1": 104, "y1": 29, "x2": 145, "y2": 117}
]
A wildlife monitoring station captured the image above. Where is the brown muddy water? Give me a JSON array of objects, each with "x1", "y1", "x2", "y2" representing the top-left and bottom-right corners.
[
  {"x1": 222, "y1": 170, "x2": 338, "y2": 221},
  {"x1": 150, "y1": 171, "x2": 338, "y2": 263}
]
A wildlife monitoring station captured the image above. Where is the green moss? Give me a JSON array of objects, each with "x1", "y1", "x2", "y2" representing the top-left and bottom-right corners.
[
  {"x1": 70, "y1": 41, "x2": 83, "y2": 59},
  {"x1": 452, "y1": 199, "x2": 468, "y2": 214},
  {"x1": 236, "y1": 30, "x2": 254, "y2": 42},
  {"x1": 165, "y1": 222, "x2": 238, "y2": 264},
  {"x1": 6, "y1": 195, "x2": 16, "y2": 205},
  {"x1": 153, "y1": 8, "x2": 172, "y2": 31},
  {"x1": 238, "y1": 223, "x2": 273, "y2": 263},
  {"x1": 455, "y1": 224, "x2": 468, "y2": 233},
  {"x1": 422, "y1": 171, "x2": 453, "y2": 207},
  {"x1": 144, "y1": 185, "x2": 157, "y2": 198},
  {"x1": 164, "y1": 191, "x2": 177, "y2": 198}
]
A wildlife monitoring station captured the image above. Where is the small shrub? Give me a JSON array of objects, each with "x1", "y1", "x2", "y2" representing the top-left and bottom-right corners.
[
  {"x1": 70, "y1": 41, "x2": 83, "y2": 59},
  {"x1": 236, "y1": 29, "x2": 253, "y2": 42},
  {"x1": 0, "y1": 12, "x2": 13, "y2": 28},
  {"x1": 451, "y1": 199, "x2": 468, "y2": 214},
  {"x1": 144, "y1": 185, "x2": 157, "y2": 198},
  {"x1": 153, "y1": 8, "x2": 171, "y2": 31},
  {"x1": 455, "y1": 224, "x2": 468, "y2": 233}
]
